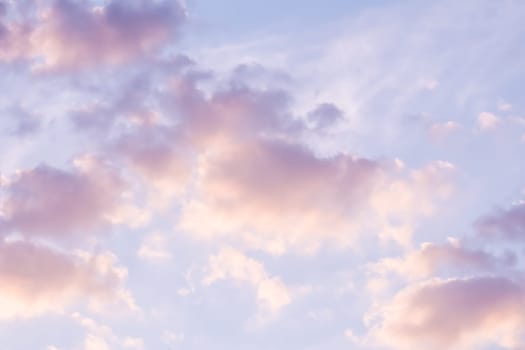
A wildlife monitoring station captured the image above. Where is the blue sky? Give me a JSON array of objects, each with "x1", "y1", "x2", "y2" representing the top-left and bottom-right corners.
[{"x1": 0, "y1": 1, "x2": 525, "y2": 349}]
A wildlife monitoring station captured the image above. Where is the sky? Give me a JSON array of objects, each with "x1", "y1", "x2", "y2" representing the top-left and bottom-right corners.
[{"x1": 0, "y1": 0, "x2": 525, "y2": 349}]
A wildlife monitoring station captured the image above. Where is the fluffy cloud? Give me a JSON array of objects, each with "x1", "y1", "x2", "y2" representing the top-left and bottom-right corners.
[
  {"x1": 158, "y1": 74, "x2": 455, "y2": 254},
  {"x1": 367, "y1": 277, "x2": 525, "y2": 350},
  {"x1": 0, "y1": 155, "x2": 127, "y2": 240},
  {"x1": 0, "y1": 0, "x2": 186, "y2": 70},
  {"x1": 370, "y1": 238, "x2": 515, "y2": 281},
  {"x1": 0, "y1": 239, "x2": 134, "y2": 319},
  {"x1": 203, "y1": 247, "x2": 291, "y2": 321},
  {"x1": 180, "y1": 137, "x2": 381, "y2": 254}
]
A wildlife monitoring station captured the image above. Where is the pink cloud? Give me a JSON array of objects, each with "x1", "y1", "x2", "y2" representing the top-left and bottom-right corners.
[
  {"x1": 370, "y1": 238, "x2": 515, "y2": 281},
  {"x1": 168, "y1": 77, "x2": 299, "y2": 146},
  {"x1": 0, "y1": 239, "x2": 134, "y2": 319},
  {"x1": 111, "y1": 126, "x2": 193, "y2": 202},
  {"x1": 90, "y1": 72, "x2": 454, "y2": 254},
  {"x1": 369, "y1": 277, "x2": 525, "y2": 350},
  {"x1": 178, "y1": 136, "x2": 380, "y2": 254},
  {"x1": 0, "y1": 156, "x2": 125, "y2": 240},
  {"x1": 0, "y1": 0, "x2": 186, "y2": 70}
]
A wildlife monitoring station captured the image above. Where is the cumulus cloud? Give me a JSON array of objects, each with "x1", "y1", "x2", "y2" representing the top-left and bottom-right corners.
[
  {"x1": 203, "y1": 247, "x2": 291, "y2": 321},
  {"x1": 180, "y1": 137, "x2": 380, "y2": 254},
  {"x1": 0, "y1": 239, "x2": 134, "y2": 319},
  {"x1": 370, "y1": 238, "x2": 515, "y2": 281},
  {"x1": 367, "y1": 277, "x2": 525, "y2": 350},
  {"x1": 154, "y1": 73, "x2": 456, "y2": 253},
  {"x1": 0, "y1": 0, "x2": 186, "y2": 70},
  {"x1": 0, "y1": 155, "x2": 127, "y2": 240}
]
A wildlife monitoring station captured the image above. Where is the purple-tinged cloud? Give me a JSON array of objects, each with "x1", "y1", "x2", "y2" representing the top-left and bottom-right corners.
[
  {"x1": 0, "y1": 0, "x2": 186, "y2": 70},
  {"x1": 307, "y1": 103, "x2": 344, "y2": 130},
  {"x1": 0, "y1": 239, "x2": 134, "y2": 319},
  {"x1": 368, "y1": 276, "x2": 525, "y2": 350},
  {"x1": 476, "y1": 201, "x2": 525, "y2": 241},
  {"x1": 0, "y1": 155, "x2": 125, "y2": 240}
]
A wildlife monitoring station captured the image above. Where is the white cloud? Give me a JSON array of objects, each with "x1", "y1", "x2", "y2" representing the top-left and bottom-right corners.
[
  {"x1": 73, "y1": 313, "x2": 145, "y2": 350},
  {"x1": 498, "y1": 100, "x2": 512, "y2": 112},
  {"x1": 478, "y1": 112, "x2": 500, "y2": 130},
  {"x1": 137, "y1": 232, "x2": 172, "y2": 261},
  {"x1": 203, "y1": 247, "x2": 291, "y2": 321}
]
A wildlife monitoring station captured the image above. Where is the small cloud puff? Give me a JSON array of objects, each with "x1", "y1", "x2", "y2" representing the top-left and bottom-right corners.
[{"x1": 477, "y1": 112, "x2": 500, "y2": 130}]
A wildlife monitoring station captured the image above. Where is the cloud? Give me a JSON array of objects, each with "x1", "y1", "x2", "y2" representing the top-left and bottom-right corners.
[
  {"x1": 478, "y1": 111, "x2": 500, "y2": 130},
  {"x1": 475, "y1": 201, "x2": 525, "y2": 241},
  {"x1": 137, "y1": 232, "x2": 172, "y2": 261},
  {"x1": 110, "y1": 126, "x2": 193, "y2": 205},
  {"x1": 73, "y1": 312, "x2": 144, "y2": 350},
  {"x1": 179, "y1": 136, "x2": 381, "y2": 254},
  {"x1": 370, "y1": 238, "x2": 515, "y2": 281},
  {"x1": 307, "y1": 103, "x2": 344, "y2": 130},
  {"x1": 203, "y1": 247, "x2": 291, "y2": 321},
  {"x1": 0, "y1": 4, "x2": 32, "y2": 62},
  {"x1": 0, "y1": 239, "x2": 134, "y2": 319},
  {"x1": 0, "y1": 155, "x2": 127, "y2": 240},
  {"x1": 2, "y1": 105, "x2": 41, "y2": 136},
  {"x1": 159, "y1": 73, "x2": 456, "y2": 254},
  {"x1": 367, "y1": 276, "x2": 525, "y2": 350},
  {"x1": 498, "y1": 100, "x2": 512, "y2": 112},
  {"x1": 0, "y1": 0, "x2": 186, "y2": 70},
  {"x1": 428, "y1": 121, "x2": 461, "y2": 139}
]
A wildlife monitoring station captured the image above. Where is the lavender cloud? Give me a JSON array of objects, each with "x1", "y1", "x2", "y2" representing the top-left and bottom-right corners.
[
  {"x1": 0, "y1": 0, "x2": 186, "y2": 71},
  {"x1": 476, "y1": 201, "x2": 525, "y2": 241},
  {"x1": 0, "y1": 155, "x2": 125, "y2": 240}
]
